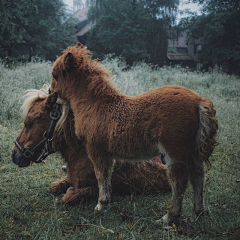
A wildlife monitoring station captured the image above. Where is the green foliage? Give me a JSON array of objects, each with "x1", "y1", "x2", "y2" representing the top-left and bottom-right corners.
[
  {"x1": 0, "y1": 60, "x2": 52, "y2": 127},
  {"x1": 89, "y1": 0, "x2": 179, "y2": 22},
  {"x1": 0, "y1": 0, "x2": 77, "y2": 60},
  {"x1": 0, "y1": 60, "x2": 239, "y2": 239},
  {"x1": 179, "y1": 0, "x2": 240, "y2": 74},
  {"x1": 86, "y1": 0, "x2": 179, "y2": 65}
]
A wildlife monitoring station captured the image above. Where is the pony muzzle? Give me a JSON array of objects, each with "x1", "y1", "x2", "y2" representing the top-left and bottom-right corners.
[{"x1": 11, "y1": 148, "x2": 31, "y2": 167}]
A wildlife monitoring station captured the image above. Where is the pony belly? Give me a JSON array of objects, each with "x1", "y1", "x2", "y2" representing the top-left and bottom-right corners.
[
  {"x1": 112, "y1": 142, "x2": 160, "y2": 162},
  {"x1": 114, "y1": 153, "x2": 158, "y2": 162},
  {"x1": 113, "y1": 141, "x2": 172, "y2": 167}
]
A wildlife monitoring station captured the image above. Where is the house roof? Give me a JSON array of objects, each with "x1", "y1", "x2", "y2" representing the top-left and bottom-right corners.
[
  {"x1": 73, "y1": 7, "x2": 89, "y2": 22},
  {"x1": 76, "y1": 23, "x2": 92, "y2": 36},
  {"x1": 73, "y1": 7, "x2": 93, "y2": 36},
  {"x1": 167, "y1": 53, "x2": 193, "y2": 61}
]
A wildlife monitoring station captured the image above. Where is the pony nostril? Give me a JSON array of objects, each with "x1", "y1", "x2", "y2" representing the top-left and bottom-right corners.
[
  {"x1": 11, "y1": 149, "x2": 20, "y2": 165},
  {"x1": 11, "y1": 149, "x2": 16, "y2": 160},
  {"x1": 62, "y1": 165, "x2": 67, "y2": 173}
]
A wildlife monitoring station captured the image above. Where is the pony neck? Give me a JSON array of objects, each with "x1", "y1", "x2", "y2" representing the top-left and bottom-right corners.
[
  {"x1": 88, "y1": 76, "x2": 120, "y2": 99},
  {"x1": 70, "y1": 73, "x2": 121, "y2": 103}
]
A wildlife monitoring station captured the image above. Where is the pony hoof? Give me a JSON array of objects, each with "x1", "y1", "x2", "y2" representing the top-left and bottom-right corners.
[
  {"x1": 94, "y1": 201, "x2": 109, "y2": 211},
  {"x1": 157, "y1": 214, "x2": 180, "y2": 225},
  {"x1": 190, "y1": 209, "x2": 208, "y2": 222},
  {"x1": 66, "y1": 186, "x2": 74, "y2": 192},
  {"x1": 156, "y1": 214, "x2": 169, "y2": 225},
  {"x1": 94, "y1": 203, "x2": 103, "y2": 211},
  {"x1": 49, "y1": 182, "x2": 64, "y2": 194}
]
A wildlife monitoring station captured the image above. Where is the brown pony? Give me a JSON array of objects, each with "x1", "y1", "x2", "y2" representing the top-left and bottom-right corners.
[
  {"x1": 12, "y1": 86, "x2": 170, "y2": 205},
  {"x1": 50, "y1": 43, "x2": 218, "y2": 224}
]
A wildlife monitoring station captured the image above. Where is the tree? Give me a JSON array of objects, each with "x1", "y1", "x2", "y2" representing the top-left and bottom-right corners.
[
  {"x1": 88, "y1": 0, "x2": 179, "y2": 22},
  {"x1": 86, "y1": 0, "x2": 179, "y2": 65},
  {"x1": 0, "y1": 0, "x2": 77, "y2": 60},
  {"x1": 0, "y1": 0, "x2": 26, "y2": 57},
  {"x1": 179, "y1": 0, "x2": 240, "y2": 74}
]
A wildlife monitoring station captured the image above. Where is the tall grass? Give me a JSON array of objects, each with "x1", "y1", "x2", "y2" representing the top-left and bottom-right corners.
[{"x1": 0, "y1": 59, "x2": 239, "y2": 239}]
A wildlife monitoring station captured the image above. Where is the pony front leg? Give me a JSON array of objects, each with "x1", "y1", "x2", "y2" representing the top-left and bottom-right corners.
[
  {"x1": 95, "y1": 160, "x2": 115, "y2": 211},
  {"x1": 49, "y1": 176, "x2": 71, "y2": 195},
  {"x1": 62, "y1": 187, "x2": 98, "y2": 205},
  {"x1": 88, "y1": 150, "x2": 115, "y2": 211}
]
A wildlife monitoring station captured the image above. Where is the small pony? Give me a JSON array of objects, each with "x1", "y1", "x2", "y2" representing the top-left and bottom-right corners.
[
  {"x1": 50, "y1": 43, "x2": 218, "y2": 224},
  {"x1": 12, "y1": 86, "x2": 170, "y2": 205}
]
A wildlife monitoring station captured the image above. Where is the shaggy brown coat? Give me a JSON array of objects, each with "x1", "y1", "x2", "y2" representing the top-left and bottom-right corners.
[{"x1": 50, "y1": 43, "x2": 218, "y2": 223}]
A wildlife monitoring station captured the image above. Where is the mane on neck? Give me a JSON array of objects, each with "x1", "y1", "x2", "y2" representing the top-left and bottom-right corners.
[{"x1": 21, "y1": 84, "x2": 69, "y2": 136}]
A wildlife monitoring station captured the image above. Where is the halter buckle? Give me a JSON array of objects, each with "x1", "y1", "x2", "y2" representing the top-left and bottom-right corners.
[{"x1": 50, "y1": 109, "x2": 61, "y2": 121}]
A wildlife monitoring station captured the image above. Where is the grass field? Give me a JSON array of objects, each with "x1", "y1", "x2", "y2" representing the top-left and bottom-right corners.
[{"x1": 0, "y1": 58, "x2": 239, "y2": 239}]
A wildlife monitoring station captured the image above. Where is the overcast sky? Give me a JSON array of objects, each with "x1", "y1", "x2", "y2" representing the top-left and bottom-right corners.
[
  {"x1": 64, "y1": 0, "x2": 73, "y2": 8},
  {"x1": 179, "y1": 1, "x2": 200, "y2": 13}
]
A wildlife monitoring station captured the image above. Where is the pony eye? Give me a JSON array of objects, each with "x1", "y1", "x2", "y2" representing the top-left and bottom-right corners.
[
  {"x1": 52, "y1": 72, "x2": 58, "y2": 81},
  {"x1": 24, "y1": 121, "x2": 33, "y2": 128}
]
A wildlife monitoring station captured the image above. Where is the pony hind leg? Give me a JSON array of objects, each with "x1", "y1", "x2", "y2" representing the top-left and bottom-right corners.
[
  {"x1": 166, "y1": 164, "x2": 189, "y2": 224},
  {"x1": 189, "y1": 160, "x2": 205, "y2": 220},
  {"x1": 157, "y1": 143, "x2": 189, "y2": 224},
  {"x1": 159, "y1": 155, "x2": 189, "y2": 225}
]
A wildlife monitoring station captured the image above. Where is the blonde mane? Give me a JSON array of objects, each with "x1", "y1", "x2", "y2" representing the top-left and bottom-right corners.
[{"x1": 21, "y1": 84, "x2": 69, "y2": 136}]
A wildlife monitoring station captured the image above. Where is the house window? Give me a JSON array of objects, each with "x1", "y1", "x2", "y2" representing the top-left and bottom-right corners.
[
  {"x1": 196, "y1": 62, "x2": 202, "y2": 70},
  {"x1": 197, "y1": 44, "x2": 202, "y2": 52}
]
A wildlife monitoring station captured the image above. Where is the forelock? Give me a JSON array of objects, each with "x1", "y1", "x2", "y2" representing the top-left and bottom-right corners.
[{"x1": 21, "y1": 84, "x2": 49, "y2": 116}]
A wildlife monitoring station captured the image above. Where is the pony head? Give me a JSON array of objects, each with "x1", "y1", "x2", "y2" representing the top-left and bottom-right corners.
[
  {"x1": 50, "y1": 42, "x2": 110, "y2": 98},
  {"x1": 12, "y1": 86, "x2": 69, "y2": 167}
]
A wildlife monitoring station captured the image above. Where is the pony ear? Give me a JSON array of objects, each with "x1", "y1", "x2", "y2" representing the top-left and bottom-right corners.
[
  {"x1": 64, "y1": 52, "x2": 74, "y2": 69},
  {"x1": 46, "y1": 92, "x2": 58, "y2": 109},
  {"x1": 76, "y1": 42, "x2": 84, "y2": 48}
]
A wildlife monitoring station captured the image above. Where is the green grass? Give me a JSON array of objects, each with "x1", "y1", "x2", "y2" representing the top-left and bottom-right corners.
[{"x1": 0, "y1": 59, "x2": 239, "y2": 239}]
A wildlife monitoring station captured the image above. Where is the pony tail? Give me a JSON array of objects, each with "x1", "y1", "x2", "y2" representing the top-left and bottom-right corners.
[{"x1": 195, "y1": 99, "x2": 218, "y2": 169}]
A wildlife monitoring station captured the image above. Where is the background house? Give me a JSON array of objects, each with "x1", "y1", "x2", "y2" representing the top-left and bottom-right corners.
[
  {"x1": 167, "y1": 29, "x2": 203, "y2": 70},
  {"x1": 72, "y1": 7, "x2": 93, "y2": 44}
]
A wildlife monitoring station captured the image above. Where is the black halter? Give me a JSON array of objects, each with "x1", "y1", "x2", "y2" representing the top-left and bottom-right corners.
[{"x1": 15, "y1": 105, "x2": 61, "y2": 163}]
